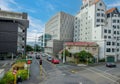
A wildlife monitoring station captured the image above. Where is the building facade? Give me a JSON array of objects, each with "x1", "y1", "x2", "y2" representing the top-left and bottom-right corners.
[
  {"x1": 65, "y1": 42, "x2": 99, "y2": 62},
  {"x1": 0, "y1": 9, "x2": 29, "y2": 57},
  {"x1": 74, "y1": 0, "x2": 120, "y2": 62},
  {"x1": 45, "y1": 12, "x2": 74, "y2": 55}
]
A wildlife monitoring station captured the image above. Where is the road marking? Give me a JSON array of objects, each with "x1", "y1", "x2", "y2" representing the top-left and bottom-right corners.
[
  {"x1": 104, "y1": 68, "x2": 115, "y2": 72},
  {"x1": 90, "y1": 67, "x2": 119, "y2": 79},
  {"x1": 43, "y1": 59, "x2": 56, "y2": 67},
  {"x1": 79, "y1": 82, "x2": 82, "y2": 84},
  {"x1": 84, "y1": 67, "x2": 119, "y2": 84}
]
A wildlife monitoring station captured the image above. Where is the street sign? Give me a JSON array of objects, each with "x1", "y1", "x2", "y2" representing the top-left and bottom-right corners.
[
  {"x1": 12, "y1": 70, "x2": 17, "y2": 75},
  {"x1": 27, "y1": 60, "x2": 31, "y2": 64}
]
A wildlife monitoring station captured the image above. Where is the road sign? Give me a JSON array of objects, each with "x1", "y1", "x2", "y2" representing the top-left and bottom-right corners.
[
  {"x1": 12, "y1": 70, "x2": 17, "y2": 75},
  {"x1": 27, "y1": 60, "x2": 31, "y2": 64}
]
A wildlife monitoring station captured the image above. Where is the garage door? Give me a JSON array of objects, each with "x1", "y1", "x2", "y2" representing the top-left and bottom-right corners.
[{"x1": 107, "y1": 56, "x2": 115, "y2": 62}]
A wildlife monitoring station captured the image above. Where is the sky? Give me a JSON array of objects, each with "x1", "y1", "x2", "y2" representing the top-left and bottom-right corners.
[{"x1": 0, "y1": 0, "x2": 120, "y2": 43}]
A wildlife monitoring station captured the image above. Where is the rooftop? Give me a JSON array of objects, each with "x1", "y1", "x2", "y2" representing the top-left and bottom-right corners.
[
  {"x1": 106, "y1": 8, "x2": 116, "y2": 14},
  {"x1": 65, "y1": 42, "x2": 98, "y2": 46}
]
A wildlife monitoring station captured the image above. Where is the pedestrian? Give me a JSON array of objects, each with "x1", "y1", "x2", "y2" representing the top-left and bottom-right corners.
[{"x1": 17, "y1": 75, "x2": 22, "y2": 84}]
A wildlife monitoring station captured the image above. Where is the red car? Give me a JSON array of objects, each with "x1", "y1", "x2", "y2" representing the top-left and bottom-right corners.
[{"x1": 51, "y1": 58, "x2": 60, "y2": 64}]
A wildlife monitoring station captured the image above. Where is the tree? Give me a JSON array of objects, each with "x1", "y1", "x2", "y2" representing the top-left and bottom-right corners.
[
  {"x1": 61, "y1": 49, "x2": 70, "y2": 57},
  {"x1": 34, "y1": 44, "x2": 41, "y2": 52},
  {"x1": 74, "y1": 50, "x2": 94, "y2": 63},
  {"x1": 26, "y1": 45, "x2": 33, "y2": 52}
]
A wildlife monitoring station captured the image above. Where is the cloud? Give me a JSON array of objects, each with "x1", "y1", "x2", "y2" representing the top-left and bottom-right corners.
[
  {"x1": 107, "y1": 1, "x2": 120, "y2": 7},
  {"x1": 0, "y1": 0, "x2": 45, "y2": 42},
  {"x1": 108, "y1": 3, "x2": 120, "y2": 7},
  {"x1": 47, "y1": 3, "x2": 55, "y2": 11},
  {"x1": 27, "y1": 16, "x2": 45, "y2": 42}
]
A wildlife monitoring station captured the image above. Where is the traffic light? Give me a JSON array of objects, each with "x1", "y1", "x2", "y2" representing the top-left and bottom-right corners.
[{"x1": 39, "y1": 59, "x2": 42, "y2": 65}]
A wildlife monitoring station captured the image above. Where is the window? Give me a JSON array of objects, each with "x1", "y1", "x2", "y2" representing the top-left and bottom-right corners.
[
  {"x1": 97, "y1": 19, "x2": 100, "y2": 22},
  {"x1": 106, "y1": 48, "x2": 111, "y2": 52},
  {"x1": 97, "y1": 13, "x2": 100, "y2": 16},
  {"x1": 117, "y1": 31, "x2": 119, "y2": 34},
  {"x1": 112, "y1": 48, "x2": 115, "y2": 52},
  {"x1": 117, "y1": 43, "x2": 120, "y2": 46},
  {"x1": 113, "y1": 20, "x2": 116, "y2": 23},
  {"x1": 93, "y1": 48, "x2": 96, "y2": 51},
  {"x1": 108, "y1": 30, "x2": 111, "y2": 33},
  {"x1": 107, "y1": 14, "x2": 110, "y2": 18},
  {"x1": 23, "y1": 30, "x2": 25, "y2": 32},
  {"x1": 117, "y1": 49, "x2": 119, "y2": 52},
  {"x1": 108, "y1": 36, "x2": 111, "y2": 39},
  {"x1": 101, "y1": 19, "x2": 104, "y2": 22},
  {"x1": 114, "y1": 31, "x2": 116, "y2": 34},
  {"x1": 113, "y1": 25, "x2": 116, "y2": 28},
  {"x1": 96, "y1": 25, "x2": 100, "y2": 27},
  {"x1": 97, "y1": 9, "x2": 100, "y2": 11},
  {"x1": 117, "y1": 20, "x2": 120, "y2": 23},
  {"x1": 107, "y1": 42, "x2": 111, "y2": 45},
  {"x1": 104, "y1": 29, "x2": 107, "y2": 33},
  {"x1": 22, "y1": 38, "x2": 24, "y2": 40},
  {"x1": 117, "y1": 26, "x2": 120, "y2": 29},
  {"x1": 100, "y1": 3, "x2": 102, "y2": 6},
  {"x1": 112, "y1": 42, "x2": 115, "y2": 45},
  {"x1": 104, "y1": 35, "x2": 107, "y2": 39},
  {"x1": 101, "y1": 13, "x2": 104, "y2": 17}
]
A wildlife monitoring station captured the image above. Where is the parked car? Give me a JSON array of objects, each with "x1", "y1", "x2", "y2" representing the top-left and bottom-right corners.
[
  {"x1": 36, "y1": 55, "x2": 40, "y2": 59},
  {"x1": 106, "y1": 62, "x2": 116, "y2": 67},
  {"x1": 47, "y1": 56, "x2": 52, "y2": 61},
  {"x1": 51, "y1": 58, "x2": 60, "y2": 64},
  {"x1": 42, "y1": 54, "x2": 46, "y2": 57}
]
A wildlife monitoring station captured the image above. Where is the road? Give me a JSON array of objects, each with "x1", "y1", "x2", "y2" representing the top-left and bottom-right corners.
[
  {"x1": 21, "y1": 53, "x2": 120, "y2": 84},
  {"x1": 41, "y1": 55, "x2": 120, "y2": 84},
  {"x1": 41, "y1": 57, "x2": 95, "y2": 84},
  {"x1": 22, "y1": 54, "x2": 41, "y2": 84}
]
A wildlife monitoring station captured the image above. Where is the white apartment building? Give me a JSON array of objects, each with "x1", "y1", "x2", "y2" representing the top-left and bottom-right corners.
[
  {"x1": 45, "y1": 12, "x2": 74, "y2": 55},
  {"x1": 74, "y1": 0, "x2": 120, "y2": 62}
]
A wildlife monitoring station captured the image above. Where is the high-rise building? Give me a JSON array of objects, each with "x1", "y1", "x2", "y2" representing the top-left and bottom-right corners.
[
  {"x1": 0, "y1": 9, "x2": 29, "y2": 57},
  {"x1": 45, "y1": 12, "x2": 74, "y2": 55},
  {"x1": 74, "y1": 0, "x2": 120, "y2": 62}
]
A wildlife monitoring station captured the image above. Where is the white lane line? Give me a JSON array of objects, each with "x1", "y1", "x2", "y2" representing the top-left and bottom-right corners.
[
  {"x1": 84, "y1": 67, "x2": 119, "y2": 84},
  {"x1": 90, "y1": 67, "x2": 119, "y2": 79},
  {"x1": 104, "y1": 68, "x2": 115, "y2": 72}
]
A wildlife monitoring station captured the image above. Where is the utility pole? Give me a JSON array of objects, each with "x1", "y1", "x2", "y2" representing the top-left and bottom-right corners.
[{"x1": 63, "y1": 42, "x2": 65, "y2": 63}]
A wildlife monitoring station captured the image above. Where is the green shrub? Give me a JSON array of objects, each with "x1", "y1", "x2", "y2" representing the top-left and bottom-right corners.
[
  {"x1": 0, "y1": 78, "x2": 6, "y2": 84},
  {"x1": 99, "y1": 58, "x2": 105, "y2": 62},
  {"x1": 17, "y1": 70, "x2": 28, "y2": 80},
  {"x1": 0, "y1": 70, "x2": 28, "y2": 84},
  {"x1": 0, "y1": 71, "x2": 14, "y2": 84}
]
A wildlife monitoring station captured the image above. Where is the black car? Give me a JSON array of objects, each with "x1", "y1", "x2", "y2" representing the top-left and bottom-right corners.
[{"x1": 106, "y1": 62, "x2": 116, "y2": 67}]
